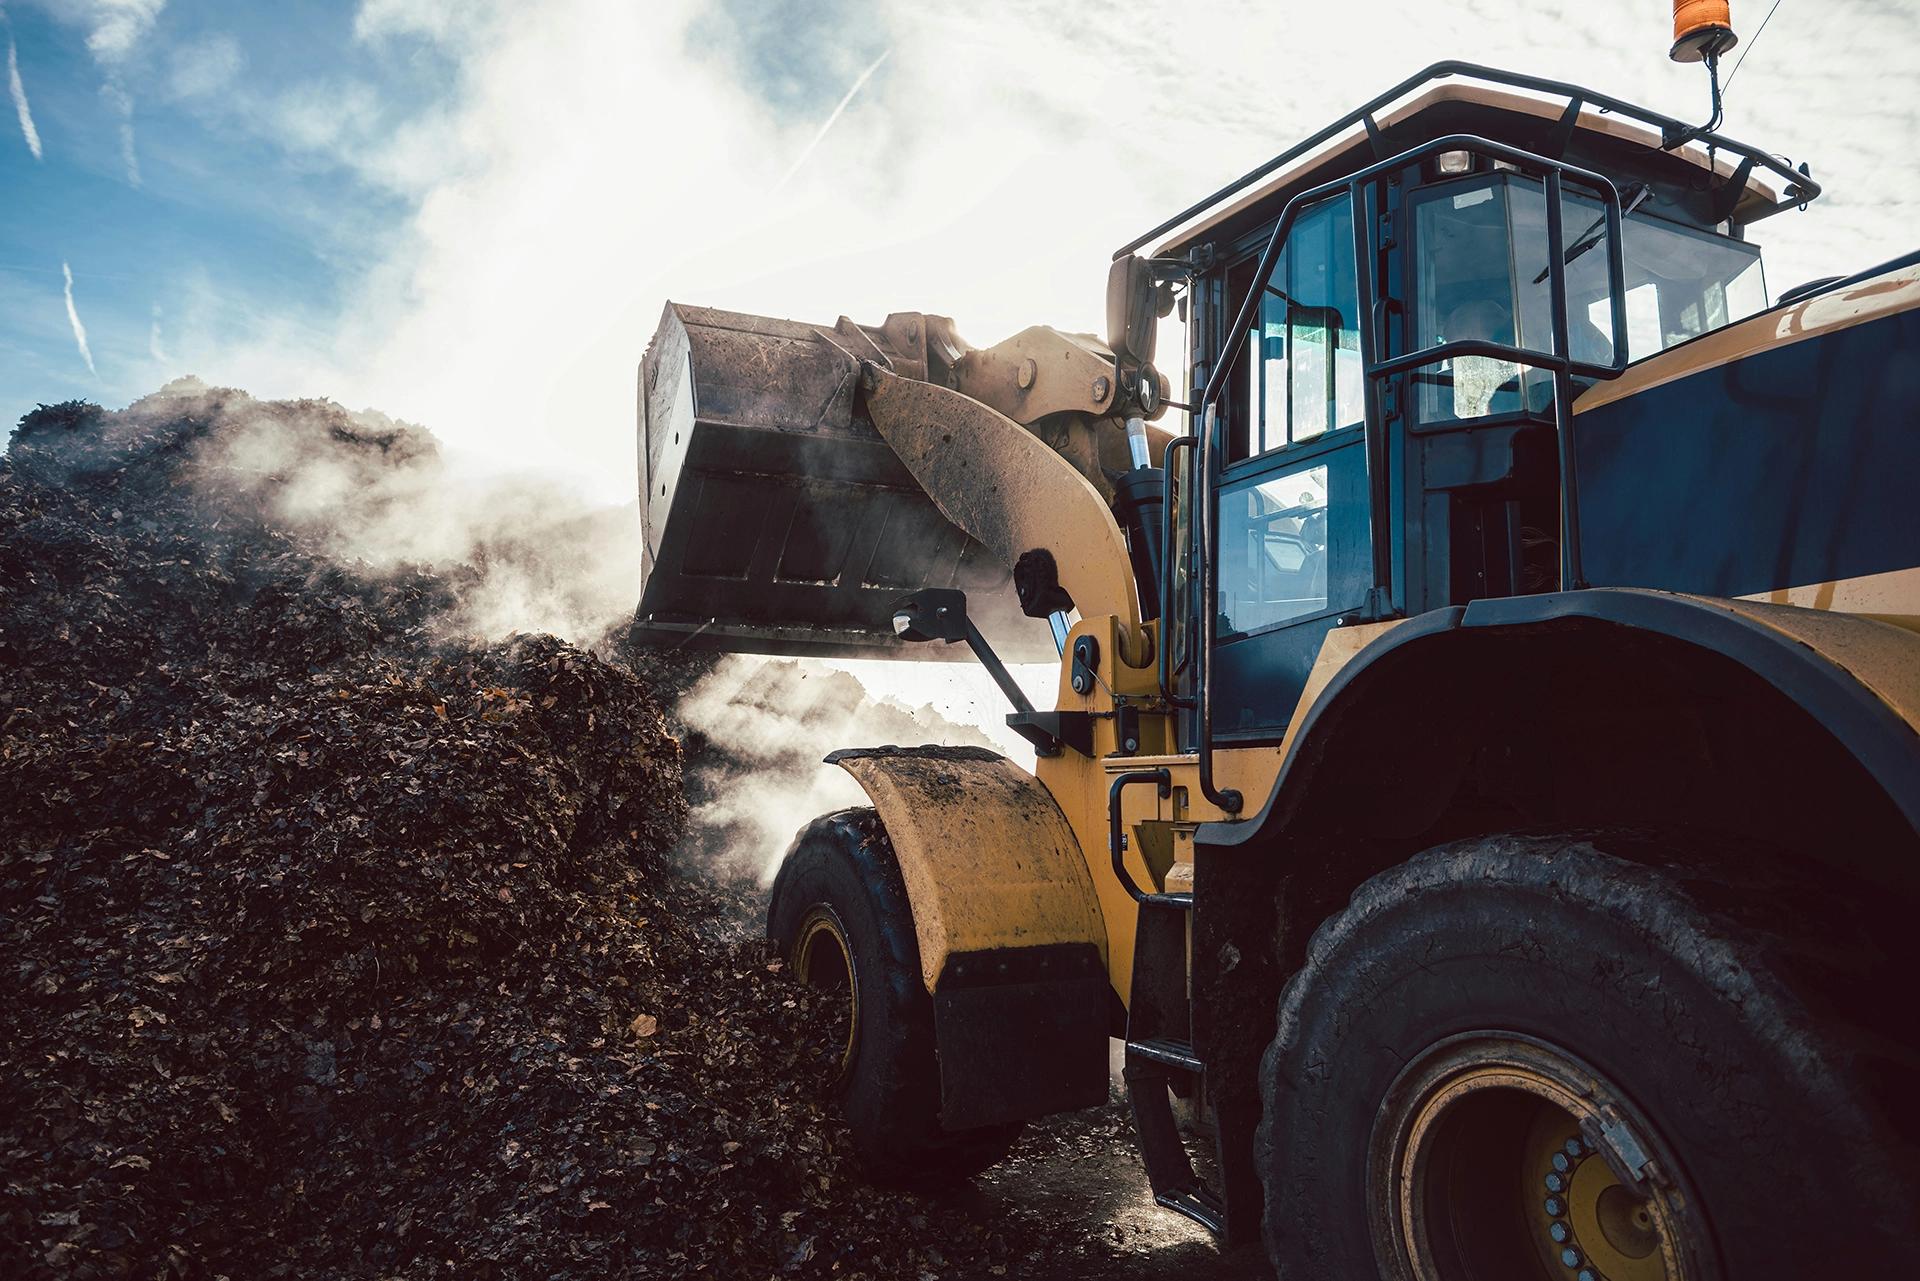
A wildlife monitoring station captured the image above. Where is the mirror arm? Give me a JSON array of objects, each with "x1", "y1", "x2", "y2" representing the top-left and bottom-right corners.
[{"x1": 957, "y1": 620, "x2": 1035, "y2": 717}]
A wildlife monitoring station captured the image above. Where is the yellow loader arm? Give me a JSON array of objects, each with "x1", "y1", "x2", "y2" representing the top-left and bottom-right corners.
[{"x1": 634, "y1": 303, "x2": 1171, "y2": 661}]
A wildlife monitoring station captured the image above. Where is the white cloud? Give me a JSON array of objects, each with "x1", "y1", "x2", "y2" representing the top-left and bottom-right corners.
[
  {"x1": 167, "y1": 31, "x2": 240, "y2": 99},
  {"x1": 178, "y1": 0, "x2": 1920, "y2": 505},
  {"x1": 269, "y1": 77, "x2": 383, "y2": 155},
  {"x1": 47, "y1": 0, "x2": 166, "y2": 184},
  {"x1": 62, "y1": 261, "x2": 97, "y2": 376},
  {"x1": 6, "y1": 36, "x2": 41, "y2": 159},
  {"x1": 74, "y1": 0, "x2": 163, "y2": 64},
  {"x1": 352, "y1": 0, "x2": 470, "y2": 45}
]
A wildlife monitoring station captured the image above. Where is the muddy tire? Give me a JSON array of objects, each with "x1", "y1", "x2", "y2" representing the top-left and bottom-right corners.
[
  {"x1": 1257, "y1": 834, "x2": 1914, "y2": 1280},
  {"x1": 768, "y1": 807, "x2": 1022, "y2": 1185}
]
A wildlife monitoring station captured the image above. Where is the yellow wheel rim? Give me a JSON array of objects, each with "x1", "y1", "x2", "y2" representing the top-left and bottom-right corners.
[
  {"x1": 1523, "y1": 1104, "x2": 1667, "y2": 1281},
  {"x1": 1371, "y1": 1033, "x2": 1708, "y2": 1281},
  {"x1": 794, "y1": 906, "x2": 859, "y2": 1081}
]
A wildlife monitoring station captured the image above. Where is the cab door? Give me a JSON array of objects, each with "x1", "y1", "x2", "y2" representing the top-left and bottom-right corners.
[{"x1": 1210, "y1": 193, "x2": 1376, "y2": 739}]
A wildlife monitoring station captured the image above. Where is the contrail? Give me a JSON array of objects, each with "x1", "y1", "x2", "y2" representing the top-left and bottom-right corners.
[
  {"x1": 105, "y1": 83, "x2": 139, "y2": 186},
  {"x1": 772, "y1": 47, "x2": 890, "y2": 194},
  {"x1": 7, "y1": 37, "x2": 41, "y2": 160},
  {"x1": 62, "y1": 262, "x2": 98, "y2": 376},
  {"x1": 149, "y1": 301, "x2": 169, "y2": 364}
]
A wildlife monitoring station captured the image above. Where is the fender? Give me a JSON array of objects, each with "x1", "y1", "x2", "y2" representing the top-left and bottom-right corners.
[
  {"x1": 1203, "y1": 588, "x2": 1920, "y2": 849},
  {"x1": 826, "y1": 745, "x2": 1108, "y2": 989},
  {"x1": 825, "y1": 744, "x2": 1110, "y2": 1129}
]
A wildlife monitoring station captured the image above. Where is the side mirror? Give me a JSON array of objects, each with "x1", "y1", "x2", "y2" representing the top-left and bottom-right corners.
[
  {"x1": 891, "y1": 588, "x2": 971, "y2": 644},
  {"x1": 1106, "y1": 255, "x2": 1158, "y2": 366}
]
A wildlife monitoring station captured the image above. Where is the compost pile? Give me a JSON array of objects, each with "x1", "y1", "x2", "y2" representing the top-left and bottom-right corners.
[{"x1": 0, "y1": 386, "x2": 1039, "y2": 1279}]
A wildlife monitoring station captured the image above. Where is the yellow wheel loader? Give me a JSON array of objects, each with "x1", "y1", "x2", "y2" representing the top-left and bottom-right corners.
[{"x1": 635, "y1": 35, "x2": 1920, "y2": 1281}]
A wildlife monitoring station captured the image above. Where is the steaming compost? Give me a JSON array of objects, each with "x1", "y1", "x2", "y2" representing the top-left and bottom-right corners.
[{"x1": 0, "y1": 386, "x2": 1239, "y2": 1281}]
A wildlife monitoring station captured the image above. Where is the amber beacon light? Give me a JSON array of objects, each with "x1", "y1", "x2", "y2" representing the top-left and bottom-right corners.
[{"x1": 1671, "y1": 0, "x2": 1739, "y2": 62}]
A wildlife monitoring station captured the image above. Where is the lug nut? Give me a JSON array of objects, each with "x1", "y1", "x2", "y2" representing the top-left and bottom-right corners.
[
  {"x1": 1561, "y1": 1247, "x2": 1582, "y2": 1268},
  {"x1": 1578, "y1": 1272, "x2": 1597, "y2": 1281},
  {"x1": 1544, "y1": 1197, "x2": 1564, "y2": 1217},
  {"x1": 1565, "y1": 1137, "x2": 1584, "y2": 1157},
  {"x1": 1552, "y1": 1152, "x2": 1572, "y2": 1173},
  {"x1": 1545, "y1": 1172, "x2": 1567, "y2": 1193},
  {"x1": 1549, "y1": 1222, "x2": 1570, "y2": 1243}
]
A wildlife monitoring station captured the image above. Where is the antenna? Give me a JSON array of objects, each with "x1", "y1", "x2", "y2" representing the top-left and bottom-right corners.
[{"x1": 1723, "y1": 0, "x2": 1786, "y2": 94}]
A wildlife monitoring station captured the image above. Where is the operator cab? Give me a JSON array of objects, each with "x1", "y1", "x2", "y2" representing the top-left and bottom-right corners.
[
  {"x1": 1124, "y1": 64, "x2": 1818, "y2": 741},
  {"x1": 1148, "y1": 70, "x2": 1793, "y2": 452}
]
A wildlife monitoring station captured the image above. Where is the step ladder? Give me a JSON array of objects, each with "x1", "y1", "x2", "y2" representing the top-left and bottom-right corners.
[
  {"x1": 1123, "y1": 890, "x2": 1231, "y2": 1233},
  {"x1": 1110, "y1": 770, "x2": 1259, "y2": 1244}
]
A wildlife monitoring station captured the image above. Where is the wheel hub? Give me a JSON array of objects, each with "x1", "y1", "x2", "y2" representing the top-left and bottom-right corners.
[
  {"x1": 793, "y1": 905, "x2": 859, "y2": 1080},
  {"x1": 1529, "y1": 1117, "x2": 1663, "y2": 1280},
  {"x1": 1369, "y1": 1032, "x2": 1711, "y2": 1281}
]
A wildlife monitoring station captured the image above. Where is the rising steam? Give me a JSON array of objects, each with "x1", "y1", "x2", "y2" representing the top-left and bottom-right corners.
[
  {"x1": 104, "y1": 378, "x2": 1016, "y2": 883},
  {"x1": 133, "y1": 378, "x2": 641, "y2": 645},
  {"x1": 670, "y1": 655, "x2": 1001, "y2": 883}
]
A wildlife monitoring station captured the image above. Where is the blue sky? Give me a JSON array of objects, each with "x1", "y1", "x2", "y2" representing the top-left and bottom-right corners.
[
  {"x1": 2, "y1": 3, "x2": 416, "y2": 400},
  {"x1": 3, "y1": 0, "x2": 1917, "y2": 496}
]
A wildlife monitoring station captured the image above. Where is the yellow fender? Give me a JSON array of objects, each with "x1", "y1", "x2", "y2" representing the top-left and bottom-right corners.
[{"x1": 825, "y1": 745, "x2": 1109, "y2": 993}]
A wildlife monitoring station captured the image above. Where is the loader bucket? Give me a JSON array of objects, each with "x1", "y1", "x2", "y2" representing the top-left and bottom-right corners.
[{"x1": 635, "y1": 303, "x2": 1054, "y2": 661}]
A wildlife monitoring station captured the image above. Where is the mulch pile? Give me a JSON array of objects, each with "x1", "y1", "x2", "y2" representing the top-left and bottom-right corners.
[{"x1": 0, "y1": 387, "x2": 1049, "y2": 1279}]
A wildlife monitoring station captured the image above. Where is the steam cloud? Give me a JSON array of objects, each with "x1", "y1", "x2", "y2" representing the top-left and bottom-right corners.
[
  {"x1": 671, "y1": 655, "x2": 1001, "y2": 883},
  {"x1": 46, "y1": 377, "x2": 1024, "y2": 896},
  {"x1": 112, "y1": 378, "x2": 1018, "y2": 886},
  {"x1": 127, "y1": 378, "x2": 641, "y2": 645}
]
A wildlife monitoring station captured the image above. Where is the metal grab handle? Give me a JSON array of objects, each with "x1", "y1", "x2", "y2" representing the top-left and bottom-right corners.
[
  {"x1": 1158, "y1": 437, "x2": 1195, "y2": 706},
  {"x1": 1194, "y1": 404, "x2": 1242, "y2": 814},
  {"x1": 1110, "y1": 769, "x2": 1174, "y2": 903}
]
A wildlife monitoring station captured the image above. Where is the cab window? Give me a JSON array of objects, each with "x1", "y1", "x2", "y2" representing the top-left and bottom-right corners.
[
  {"x1": 1410, "y1": 176, "x2": 1618, "y2": 423},
  {"x1": 1410, "y1": 173, "x2": 1764, "y2": 425},
  {"x1": 1232, "y1": 193, "x2": 1364, "y2": 458}
]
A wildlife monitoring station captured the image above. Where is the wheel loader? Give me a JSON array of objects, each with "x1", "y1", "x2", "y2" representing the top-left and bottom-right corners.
[{"x1": 634, "y1": 13, "x2": 1920, "y2": 1278}]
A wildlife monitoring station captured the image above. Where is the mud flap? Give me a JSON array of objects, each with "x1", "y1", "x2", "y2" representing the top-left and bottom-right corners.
[{"x1": 932, "y1": 943, "x2": 1111, "y2": 1130}]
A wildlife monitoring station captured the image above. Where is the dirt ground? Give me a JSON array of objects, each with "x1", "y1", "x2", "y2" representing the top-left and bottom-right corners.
[
  {"x1": 963, "y1": 1091, "x2": 1271, "y2": 1281},
  {"x1": 697, "y1": 878, "x2": 1271, "y2": 1281}
]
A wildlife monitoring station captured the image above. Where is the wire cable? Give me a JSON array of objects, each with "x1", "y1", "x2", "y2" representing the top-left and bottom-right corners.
[{"x1": 1724, "y1": 0, "x2": 1786, "y2": 93}]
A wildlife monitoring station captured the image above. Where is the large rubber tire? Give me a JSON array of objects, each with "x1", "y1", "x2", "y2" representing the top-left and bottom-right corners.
[
  {"x1": 1258, "y1": 833, "x2": 1915, "y2": 1280},
  {"x1": 767, "y1": 807, "x2": 1021, "y2": 1185}
]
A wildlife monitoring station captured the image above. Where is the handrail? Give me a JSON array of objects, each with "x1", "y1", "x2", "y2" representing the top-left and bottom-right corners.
[
  {"x1": 1115, "y1": 59, "x2": 1819, "y2": 260},
  {"x1": 1157, "y1": 436, "x2": 1195, "y2": 706},
  {"x1": 1109, "y1": 768, "x2": 1174, "y2": 903},
  {"x1": 1188, "y1": 134, "x2": 1630, "y2": 818}
]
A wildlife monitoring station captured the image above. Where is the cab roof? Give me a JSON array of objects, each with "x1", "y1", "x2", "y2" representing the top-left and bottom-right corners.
[{"x1": 1124, "y1": 62, "x2": 1819, "y2": 263}]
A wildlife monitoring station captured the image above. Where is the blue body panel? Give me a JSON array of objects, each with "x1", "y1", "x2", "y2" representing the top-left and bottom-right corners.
[{"x1": 1575, "y1": 310, "x2": 1920, "y2": 596}]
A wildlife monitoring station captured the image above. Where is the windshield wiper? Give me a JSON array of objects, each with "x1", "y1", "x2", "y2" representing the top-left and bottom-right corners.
[{"x1": 1534, "y1": 184, "x2": 1651, "y2": 284}]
